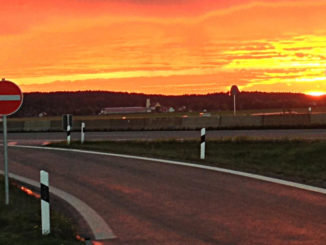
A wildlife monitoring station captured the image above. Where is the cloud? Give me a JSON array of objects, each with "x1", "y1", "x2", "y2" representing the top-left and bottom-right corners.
[{"x1": 2, "y1": 0, "x2": 326, "y2": 95}]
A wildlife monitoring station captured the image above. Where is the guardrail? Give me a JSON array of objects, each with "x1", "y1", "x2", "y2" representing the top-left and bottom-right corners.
[{"x1": 1, "y1": 113, "x2": 326, "y2": 132}]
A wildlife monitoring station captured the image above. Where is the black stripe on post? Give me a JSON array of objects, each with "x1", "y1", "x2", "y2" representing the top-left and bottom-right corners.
[
  {"x1": 201, "y1": 135, "x2": 205, "y2": 143},
  {"x1": 41, "y1": 184, "x2": 50, "y2": 202}
]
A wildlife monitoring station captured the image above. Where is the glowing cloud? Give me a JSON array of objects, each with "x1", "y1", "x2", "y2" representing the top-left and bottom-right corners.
[{"x1": 1, "y1": 0, "x2": 326, "y2": 94}]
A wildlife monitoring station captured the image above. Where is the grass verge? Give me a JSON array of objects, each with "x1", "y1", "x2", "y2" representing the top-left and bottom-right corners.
[
  {"x1": 51, "y1": 138, "x2": 326, "y2": 188},
  {"x1": 0, "y1": 176, "x2": 82, "y2": 245}
]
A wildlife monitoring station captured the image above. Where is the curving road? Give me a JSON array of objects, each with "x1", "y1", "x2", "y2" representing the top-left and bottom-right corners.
[
  {"x1": 1, "y1": 145, "x2": 326, "y2": 244},
  {"x1": 4, "y1": 128, "x2": 326, "y2": 145}
]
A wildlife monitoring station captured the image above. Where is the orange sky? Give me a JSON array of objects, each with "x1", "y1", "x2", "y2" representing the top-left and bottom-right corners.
[{"x1": 1, "y1": 0, "x2": 326, "y2": 95}]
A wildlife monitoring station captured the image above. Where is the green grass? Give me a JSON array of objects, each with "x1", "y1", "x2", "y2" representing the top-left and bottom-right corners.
[
  {"x1": 0, "y1": 176, "x2": 82, "y2": 245},
  {"x1": 52, "y1": 139, "x2": 326, "y2": 188},
  {"x1": 9, "y1": 105, "x2": 326, "y2": 121}
]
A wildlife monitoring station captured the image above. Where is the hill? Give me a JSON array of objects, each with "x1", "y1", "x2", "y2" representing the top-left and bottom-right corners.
[{"x1": 13, "y1": 91, "x2": 326, "y2": 117}]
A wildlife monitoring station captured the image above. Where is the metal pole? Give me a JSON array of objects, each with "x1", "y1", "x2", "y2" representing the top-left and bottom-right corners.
[
  {"x1": 3, "y1": 115, "x2": 9, "y2": 205},
  {"x1": 233, "y1": 95, "x2": 236, "y2": 116}
]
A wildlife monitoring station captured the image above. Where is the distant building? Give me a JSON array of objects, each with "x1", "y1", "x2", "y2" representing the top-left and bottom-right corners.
[
  {"x1": 151, "y1": 102, "x2": 162, "y2": 112},
  {"x1": 99, "y1": 98, "x2": 166, "y2": 115},
  {"x1": 178, "y1": 106, "x2": 187, "y2": 112},
  {"x1": 100, "y1": 107, "x2": 148, "y2": 115},
  {"x1": 38, "y1": 112, "x2": 47, "y2": 117},
  {"x1": 168, "y1": 107, "x2": 175, "y2": 112}
]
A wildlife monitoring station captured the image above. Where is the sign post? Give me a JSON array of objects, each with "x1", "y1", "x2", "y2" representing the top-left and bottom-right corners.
[
  {"x1": 62, "y1": 114, "x2": 73, "y2": 131},
  {"x1": 230, "y1": 85, "x2": 240, "y2": 116},
  {"x1": 3, "y1": 115, "x2": 8, "y2": 205},
  {"x1": 0, "y1": 79, "x2": 23, "y2": 205}
]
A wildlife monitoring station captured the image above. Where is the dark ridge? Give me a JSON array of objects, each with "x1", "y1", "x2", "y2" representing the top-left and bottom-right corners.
[{"x1": 12, "y1": 91, "x2": 326, "y2": 117}]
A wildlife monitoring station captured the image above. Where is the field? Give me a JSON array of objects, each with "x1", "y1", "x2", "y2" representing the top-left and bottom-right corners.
[
  {"x1": 9, "y1": 106, "x2": 326, "y2": 121},
  {"x1": 52, "y1": 138, "x2": 326, "y2": 188},
  {"x1": 0, "y1": 176, "x2": 82, "y2": 245},
  {"x1": 2, "y1": 106, "x2": 326, "y2": 132}
]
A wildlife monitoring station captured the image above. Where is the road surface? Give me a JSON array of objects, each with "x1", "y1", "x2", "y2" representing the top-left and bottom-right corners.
[
  {"x1": 1, "y1": 145, "x2": 326, "y2": 244},
  {"x1": 4, "y1": 128, "x2": 326, "y2": 145}
]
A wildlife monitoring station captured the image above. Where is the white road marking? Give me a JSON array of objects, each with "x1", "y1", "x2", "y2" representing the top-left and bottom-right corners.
[
  {"x1": 10, "y1": 144, "x2": 326, "y2": 196},
  {"x1": 0, "y1": 169, "x2": 116, "y2": 240}
]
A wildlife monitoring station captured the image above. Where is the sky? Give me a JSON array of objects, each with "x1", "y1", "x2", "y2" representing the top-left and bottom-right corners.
[{"x1": 1, "y1": 0, "x2": 326, "y2": 95}]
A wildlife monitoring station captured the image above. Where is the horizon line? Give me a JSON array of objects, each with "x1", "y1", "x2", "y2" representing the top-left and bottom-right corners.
[{"x1": 20, "y1": 90, "x2": 325, "y2": 97}]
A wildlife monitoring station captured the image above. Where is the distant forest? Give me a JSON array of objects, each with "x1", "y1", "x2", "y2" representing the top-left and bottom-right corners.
[{"x1": 13, "y1": 91, "x2": 326, "y2": 117}]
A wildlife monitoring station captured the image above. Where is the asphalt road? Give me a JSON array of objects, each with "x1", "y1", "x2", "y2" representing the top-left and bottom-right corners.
[
  {"x1": 2, "y1": 146, "x2": 326, "y2": 244},
  {"x1": 5, "y1": 128, "x2": 326, "y2": 145}
]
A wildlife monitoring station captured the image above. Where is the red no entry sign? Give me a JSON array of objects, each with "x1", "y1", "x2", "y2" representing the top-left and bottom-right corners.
[
  {"x1": 0, "y1": 79, "x2": 23, "y2": 205},
  {"x1": 0, "y1": 79, "x2": 23, "y2": 115}
]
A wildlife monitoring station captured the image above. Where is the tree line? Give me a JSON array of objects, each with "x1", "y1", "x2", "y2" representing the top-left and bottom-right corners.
[{"x1": 12, "y1": 91, "x2": 326, "y2": 117}]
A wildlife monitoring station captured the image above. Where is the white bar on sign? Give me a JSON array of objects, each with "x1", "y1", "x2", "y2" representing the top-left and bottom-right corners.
[{"x1": 0, "y1": 95, "x2": 20, "y2": 101}]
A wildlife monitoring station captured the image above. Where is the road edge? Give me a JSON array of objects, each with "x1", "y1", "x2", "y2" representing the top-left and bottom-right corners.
[{"x1": 0, "y1": 169, "x2": 116, "y2": 241}]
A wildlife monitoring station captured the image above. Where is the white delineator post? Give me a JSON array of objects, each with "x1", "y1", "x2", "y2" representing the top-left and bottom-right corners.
[
  {"x1": 40, "y1": 170, "x2": 50, "y2": 235},
  {"x1": 67, "y1": 125, "x2": 71, "y2": 145},
  {"x1": 200, "y1": 128, "x2": 206, "y2": 160},
  {"x1": 81, "y1": 122, "x2": 85, "y2": 144}
]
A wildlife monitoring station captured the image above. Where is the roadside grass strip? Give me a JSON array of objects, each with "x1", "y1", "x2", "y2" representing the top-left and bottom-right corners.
[
  {"x1": 0, "y1": 170, "x2": 116, "y2": 241},
  {"x1": 0, "y1": 175, "x2": 82, "y2": 245},
  {"x1": 10, "y1": 139, "x2": 326, "y2": 196}
]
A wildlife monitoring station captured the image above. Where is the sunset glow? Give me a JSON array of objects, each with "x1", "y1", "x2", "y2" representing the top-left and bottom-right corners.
[
  {"x1": 1, "y1": 0, "x2": 326, "y2": 94},
  {"x1": 306, "y1": 91, "x2": 326, "y2": 97}
]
